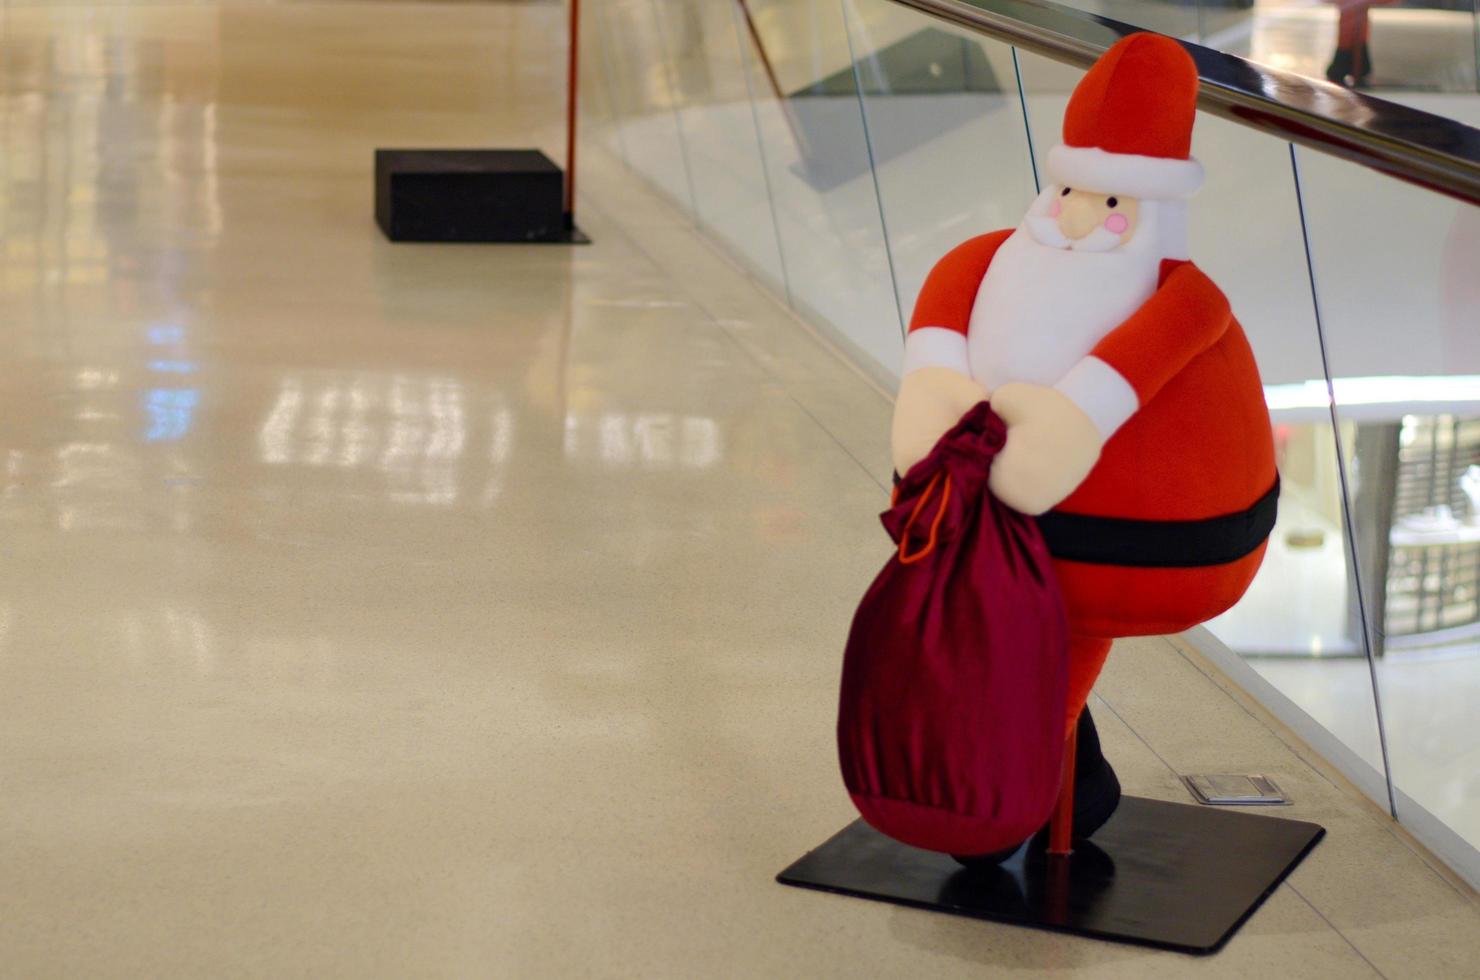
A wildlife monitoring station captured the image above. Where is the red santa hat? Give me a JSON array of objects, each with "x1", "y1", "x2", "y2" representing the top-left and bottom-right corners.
[{"x1": 1045, "y1": 33, "x2": 1204, "y2": 200}]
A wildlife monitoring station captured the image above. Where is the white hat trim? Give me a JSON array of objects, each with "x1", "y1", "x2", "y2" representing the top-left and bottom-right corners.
[{"x1": 1046, "y1": 144, "x2": 1205, "y2": 200}]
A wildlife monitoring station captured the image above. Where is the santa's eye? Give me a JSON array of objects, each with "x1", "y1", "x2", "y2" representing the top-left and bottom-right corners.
[
  {"x1": 1107, "y1": 196, "x2": 1119, "y2": 208},
  {"x1": 1060, "y1": 187, "x2": 1071, "y2": 196}
]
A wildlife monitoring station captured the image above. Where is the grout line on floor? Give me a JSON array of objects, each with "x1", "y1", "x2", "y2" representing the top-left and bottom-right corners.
[
  {"x1": 1172, "y1": 639, "x2": 1351, "y2": 795},
  {"x1": 578, "y1": 148, "x2": 898, "y2": 406},
  {"x1": 781, "y1": 397, "x2": 890, "y2": 495},
  {"x1": 1283, "y1": 880, "x2": 1391, "y2": 979},
  {"x1": 576, "y1": 184, "x2": 891, "y2": 495},
  {"x1": 1088, "y1": 670, "x2": 1184, "y2": 783}
]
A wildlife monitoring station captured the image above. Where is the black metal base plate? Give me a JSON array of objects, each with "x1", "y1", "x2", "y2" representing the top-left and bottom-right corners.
[
  {"x1": 380, "y1": 225, "x2": 589, "y2": 245},
  {"x1": 508, "y1": 226, "x2": 590, "y2": 245},
  {"x1": 777, "y1": 796, "x2": 1324, "y2": 955}
]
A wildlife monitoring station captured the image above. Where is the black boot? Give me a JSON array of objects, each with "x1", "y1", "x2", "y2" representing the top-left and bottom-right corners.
[
  {"x1": 1066, "y1": 704, "x2": 1121, "y2": 839},
  {"x1": 1326, "y1": 47, "x2": 1353, "y2": 85},
  {"x1": 953, "y1": 706, "x2": 1121, "y2": 868},
  {"x1": 1354, "y1": 43, "x2": 1373, "y2": 86}
]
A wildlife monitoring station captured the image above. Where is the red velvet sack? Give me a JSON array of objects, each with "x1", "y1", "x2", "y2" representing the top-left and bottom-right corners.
[{"x1": 837, "y1": 402, "x2": 1069, "y2": 855}]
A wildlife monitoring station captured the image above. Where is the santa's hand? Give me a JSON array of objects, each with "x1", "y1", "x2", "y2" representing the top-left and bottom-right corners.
[
  {"x1": 988, "y1": 383, "x2": 1103, "y2": 515},
  {"x1": 892, "y1": 367, "x2": 991, "y2": 476}
]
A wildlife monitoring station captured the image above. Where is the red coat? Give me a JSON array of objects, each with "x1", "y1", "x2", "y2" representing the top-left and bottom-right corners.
[{"x1": 909, "y1": 231, "x2": 1276, "y2": 637}]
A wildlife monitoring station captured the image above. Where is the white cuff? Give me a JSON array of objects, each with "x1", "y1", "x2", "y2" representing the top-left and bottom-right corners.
[
  {"x1": 1054, "y1": 356, "x2": 1139, "y2": 441},
  {"x1": 902, "y1": 327, "x2": 970, "y2": 377}
]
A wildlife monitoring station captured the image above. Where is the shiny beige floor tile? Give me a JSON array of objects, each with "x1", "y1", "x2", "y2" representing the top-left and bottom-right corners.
[{"x1": 0, "y1": 2, "x2": 1475, "y2": 977}]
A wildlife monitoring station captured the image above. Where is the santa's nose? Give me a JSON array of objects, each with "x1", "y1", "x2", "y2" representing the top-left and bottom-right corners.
[{"x1": 1056, "y1": 196, "x2": 1104, "y2": 240}]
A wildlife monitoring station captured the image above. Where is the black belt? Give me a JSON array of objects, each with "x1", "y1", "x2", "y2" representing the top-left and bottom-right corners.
[
  {"x1": 1036, "y1": 477, "x2": 1280, "y2": 568},
  {"x1": 890, "y1": 472, "x2": 1280, "y2": 569}
]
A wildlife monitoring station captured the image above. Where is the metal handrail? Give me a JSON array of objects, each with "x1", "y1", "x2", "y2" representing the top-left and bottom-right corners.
[{"x1": 889, "y1": 0, "x2": 1480, "y2": 207}]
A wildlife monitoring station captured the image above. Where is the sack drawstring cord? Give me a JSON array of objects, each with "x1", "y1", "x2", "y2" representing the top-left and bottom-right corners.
[{"x1": 898, "y1": 472, "x2": 952, "y2": 565}]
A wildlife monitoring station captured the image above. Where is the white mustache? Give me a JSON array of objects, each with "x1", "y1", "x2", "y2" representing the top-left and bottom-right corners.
[{"x1": 1025, "y1": 215, "x2": 1126, "y2": 254}]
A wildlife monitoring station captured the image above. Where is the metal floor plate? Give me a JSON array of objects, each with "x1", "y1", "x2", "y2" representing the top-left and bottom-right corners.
[
  {"x1": 777, "y1": 796, "x2": 1324, "y2": 955},
  {"x1": 1183, "y1": 773, "x2": 1291, "y2": 806}
]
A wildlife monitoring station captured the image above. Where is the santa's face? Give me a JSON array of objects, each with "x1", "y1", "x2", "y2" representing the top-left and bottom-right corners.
[
  {"x1": 1027, "y1": 187, "x2": 1141, "y2": 253},
  {"x1": 966, "y1": 184, "x2": 1176, "y2": 392}
]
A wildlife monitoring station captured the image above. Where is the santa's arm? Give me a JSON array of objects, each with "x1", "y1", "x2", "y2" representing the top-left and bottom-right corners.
[
  {"x1": 891, "y1": 231, "x2": 1010, "y2": 475},
  {"x1": 989, "y1": 260, "x2": 1231, "y2": 513},
  {"x1": 902, "y1": 230, "x2": 1013, "y2": 376},
  {"x1": 1054, "y1": 259, "x2": 1232, "y2": 440}
]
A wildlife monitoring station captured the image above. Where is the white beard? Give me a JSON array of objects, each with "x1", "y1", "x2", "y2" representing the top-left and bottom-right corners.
[
  {"x1": 1024, "y1": 215, "x2": 1124, "y2": 253},
  {"x1": 965, "y1": 189, "x2": 1185, "y2": 393}
]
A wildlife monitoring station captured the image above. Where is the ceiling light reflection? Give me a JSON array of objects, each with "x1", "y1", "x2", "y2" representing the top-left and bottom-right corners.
[
  {"x1": 1266, "y1": 375, "x2": 1480, "y2": 422},
  {"x1": 563, "y1": 412, "x2": 722, "y2": 470},
  {"x1": 75, "y1": 367, "x2": 119, "y2": 390},
  {"x1": 256, "y1": 374, "x2": 494, "y2": 508},
  {"x1": 147, "y1": 325, "x2": 186, "y2": 346},
  {"x1": 146, "y1": 360, "x2": 197, "y2": 374},
  {"x1": 144, "y1": 388, "x2": 199, "y2": 442}
]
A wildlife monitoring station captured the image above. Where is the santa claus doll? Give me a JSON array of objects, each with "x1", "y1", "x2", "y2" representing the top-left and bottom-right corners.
[{"x1": 891, "y1": 33, "x2": 1278, "y2": 855}]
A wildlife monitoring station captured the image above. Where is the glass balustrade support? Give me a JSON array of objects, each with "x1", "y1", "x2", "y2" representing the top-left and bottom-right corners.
[{"x1": 885, "y1": 0, "x2": 1480, "y2": 206}]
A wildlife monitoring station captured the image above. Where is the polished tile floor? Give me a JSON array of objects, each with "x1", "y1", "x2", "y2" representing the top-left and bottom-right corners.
[{"x1": 1, "y1": 2, "x2": 1479, "y2": 976}]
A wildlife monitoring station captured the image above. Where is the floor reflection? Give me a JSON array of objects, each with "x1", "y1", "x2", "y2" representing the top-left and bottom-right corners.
[
  {"x1": 258, "y1": 375, "x2": 478, "y2": 507},
  {"x1": 563, "y1": 411, "x2": 722, "y2": 470}
]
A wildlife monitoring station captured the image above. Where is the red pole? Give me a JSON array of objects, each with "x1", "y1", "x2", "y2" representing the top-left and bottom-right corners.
[
  {"x1": 1047, "y1": 726, "x2": 1077, "y2": 857},
  {"x1": 565, "y1": 0, "x2": 580, "y2": 227}
]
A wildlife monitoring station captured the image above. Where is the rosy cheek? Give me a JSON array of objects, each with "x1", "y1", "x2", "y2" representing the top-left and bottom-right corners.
[
  {"x1": 1047, "y1": 199, "x2": 1062, "y2": 218},
  {"x1": 1104, "y1": 213, "x2": 1129, "y2": 235}
]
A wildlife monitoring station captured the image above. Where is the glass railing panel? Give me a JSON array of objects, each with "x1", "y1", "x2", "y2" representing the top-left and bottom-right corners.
[
  {"x1": 593, "y1": 0, "x2": 699, "y2": 218},
  {"x1": 582, "y1": 0, "x2": 631, "y2": 166},
  {"x1": 1192, "y1": 129, "x2": 1389, "y2": 787},
  {"x1": 840, "y1": 0, "x2": 1039, "y2": 332},
  {"x1": 644, "y1": 0, "x2": 789, "y2": 292},
  {"x1": 1014, "y1": 47, "x2": 1391, "y2": 791},
  {"x1": 730, "y1": 0, "x2": 905, "y2": 374},
  {"x1": 1295, "y1": 143, "x2": 1480, "y2": 873},
  {"x1": 577, "y1": 0, "x2": 622, "y2": 162}
]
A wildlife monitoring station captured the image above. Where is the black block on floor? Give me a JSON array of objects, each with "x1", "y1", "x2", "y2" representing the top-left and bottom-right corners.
[
  {"x1": 375, "y1": 149, "x2": 585, "y2": 243},
  {"x1": 777, "y1": 796, "x2": 1324, "y2": 955}
]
